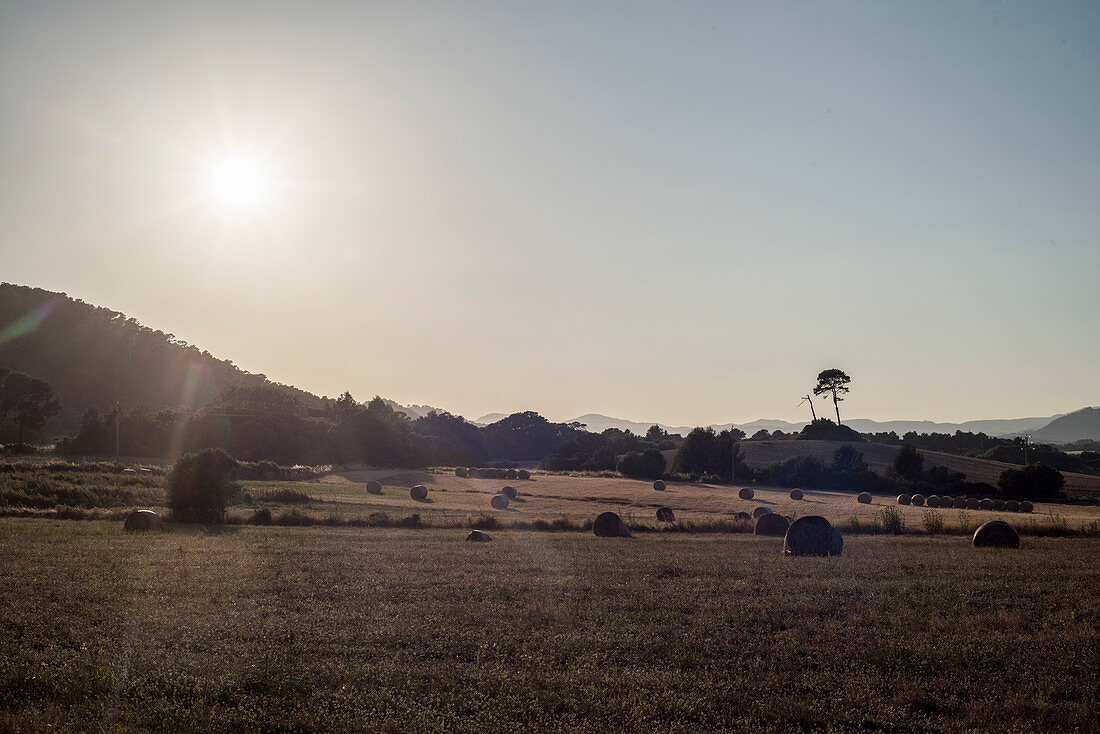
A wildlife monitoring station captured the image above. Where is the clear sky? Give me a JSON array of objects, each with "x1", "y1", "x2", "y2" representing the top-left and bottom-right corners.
[{"x1": 1, "y1": 1, "x2": 1097, "y2": 426}]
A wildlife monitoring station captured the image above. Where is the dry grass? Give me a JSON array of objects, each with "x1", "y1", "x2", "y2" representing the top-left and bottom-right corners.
[
  {"x1": 298, "y1": 469, "x2": 1100, "y2": 532},
  {"x1": 0, "y1": 520, "x2": 1097, "y2": 732},
  {"x1": 739, "y1": 440, "x2": 1100, "y2": 499}
]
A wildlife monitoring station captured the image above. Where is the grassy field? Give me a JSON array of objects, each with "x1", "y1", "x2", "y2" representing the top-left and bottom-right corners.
[
  {"x1": 3, "y1": 461, "x2": 1099, "y2": 535},
  {"x1": 1, "y1": 520, "x2": 1097, "y2": 732},
  {"x1": 276, "y1": 468, "x2": 1100, "y2": 534},
  {"x1": 739, "y1": 440, "x2": 1100, "y2": 499}
]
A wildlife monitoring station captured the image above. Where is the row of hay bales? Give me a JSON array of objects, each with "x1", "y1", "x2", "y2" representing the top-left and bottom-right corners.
[
  {"x1": 456, "y1": 467, "x2": 531, "y2": 480},
  {"x1": 897, "y1": 493, "x2": 1034, "y2": 513}
]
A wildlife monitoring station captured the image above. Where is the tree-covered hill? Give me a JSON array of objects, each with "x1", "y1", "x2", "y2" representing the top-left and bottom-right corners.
[{"x1": 0, "y1": 283, "x2": 324, "y2": 428}]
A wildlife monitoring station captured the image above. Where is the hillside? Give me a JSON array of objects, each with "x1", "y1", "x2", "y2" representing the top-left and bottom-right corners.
[
  {"x1": 0, "y1": 284, "x2": 325, "y2": 428},
  {"x1": 1030, "y1": 407, "x2": 1100, "y2": 444},
  {"x1": 738, "y1": 440, "x2": 1100, "y2": 500}
]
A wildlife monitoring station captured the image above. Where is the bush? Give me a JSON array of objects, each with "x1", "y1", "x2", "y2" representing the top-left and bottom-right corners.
[
  {"x1": 892, "y1": 443, "x2": 924, "y2": 479},
  {"x1": 166, "y1": 448, "x2": 239, "y2": 523},
  {"x1": 998, "y1": 463, "x2": 1064, "y2": 499},
  {"x1": 617, "y1": 449, "x2": 666, "y2": 480},
  {"x1": 876, "y1": 507, "x2": 906, "y2": 535},
  {"x1": 796, "y1": 419, "x2": 864, "y2": 442}
]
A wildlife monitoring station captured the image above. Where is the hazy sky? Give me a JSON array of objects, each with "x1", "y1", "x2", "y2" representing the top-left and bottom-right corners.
[{"x1": 2, "y1": 1, "x2": 1097, "y2": 425}]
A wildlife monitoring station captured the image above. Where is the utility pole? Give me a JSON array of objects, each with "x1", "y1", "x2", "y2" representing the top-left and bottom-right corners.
[
  {"x1": 1023, "y1": 434, "x2": 1031, "y2": 466},
  {"x1": 114, "y1": 402, "x2": 120, "y2": 464}
]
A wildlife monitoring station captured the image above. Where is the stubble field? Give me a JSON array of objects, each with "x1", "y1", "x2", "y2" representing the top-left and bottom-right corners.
[{"x1": 1, "y1": 520, "x2": 1098, "y2": 732}]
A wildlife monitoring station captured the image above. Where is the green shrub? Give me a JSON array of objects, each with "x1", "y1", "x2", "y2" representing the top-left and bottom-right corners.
[
  {"x1": 617, "y1": 449, "x2": 667, "y2": 480},
  {"x1": 876, "y1": 507, "x2": 906, "y2": 535},
  {"x1": 166, "y1": 448, "x2": 238, "y2": 523},
  {"x1": 998, "y1": 463, "x2": 1064, "y2": 499}
]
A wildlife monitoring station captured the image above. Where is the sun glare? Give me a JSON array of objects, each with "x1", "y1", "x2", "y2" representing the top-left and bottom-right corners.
[{"x1": 209, "y1": 155, "x2": 269, "y2": 210}]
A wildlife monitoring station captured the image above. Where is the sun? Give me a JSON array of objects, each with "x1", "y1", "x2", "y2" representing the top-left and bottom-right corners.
[{"x1": 208, "y1": 155, "x2": 269, "y2": 210}]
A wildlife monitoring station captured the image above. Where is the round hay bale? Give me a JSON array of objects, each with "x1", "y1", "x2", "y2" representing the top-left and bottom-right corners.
[
  {"x1": 978, "y1": 498, "x2": 993, "y2": 511},
  {"x1": 365, "y1": 480, "x2": 383, "y2": 495},
  {"x1": 656, "y1": 506, "x2": 675, "y2": 522},
  {"x1": 857, "y1": 492, "x2": 872, "y2": 505},
  {"x1": 504, "y1": 468, "x2": 518, "y2": 480},
  {"x1": 653, "y1": 479, "x2": 667, "y2": 491},
  {"x1": 965, "y1": 497, "x2": 980, "y2": 510},
  {"x1": 754, "y1": 513, "x2": 790, "y2": 537},
  {"x1": 123, "y1": 509, "x2": 163, "y2": 532},
  {"x1": 783, "y1": 516, "x2": 843, "y2": 557},
  {"x1": 926, "y1": 495, "x2": 940, "y2": 508},
  {"x1": 490, "y1": 494, "x2": 509, "y2": 510},
  {"x1": 1019, "y1": 500, "x2": 1034, "y2": 513},
  {"x1": 992, "y1": 499, "x2": 1006, "y2": 511},
  {"x1": 789, "y1": 488, "x2": 804, "y2": 500},
  {"x1": 1005, "y1": 499, "x2": 1020, "y2": 512},
  {"x1": 517, "y1": 469, "x2": 531, "y2": 480},
  {"x1": 501, "y1": 485, "x2": 517, "y2": 499},
  {"x1": 897, "y1": 494, "x2": 911, "y2": 506},
  {"x1": 410, "y1": 485, "x2": 428, "y2": 500},
  {"x1": 455, "y1": 467, "x2": 468, "y2": 478},
  {"x1": 738, "y1": 487, "x2": 754, "y2": 500},
  {"x1": 953, "y1": 496, "x2": 968, "y2": 509},
  {"x1": 910, "y1": 494, "x2": 925, "y2": 507},
  {"x1": 476, "y1": 468, "x2": 491, "y2": 478},
  {"x1": 940, "y1": 496, "x2": 954, "y2": 508},
  {"x1": 973, "y1": 520, "x2": 1020, "y2": 548},
  {"x1": 466, "y1": 530, "x2": 492, "y2": 542},
  {"x1": 491, "y1": 468, "x2": 507, "y2": 480},
  {"x1": 752, "y1": 506, "x2": 771, "y2": 519},
  {"x1": 592, "y1": 511, "x2": 631, "y2": 538},
  {"x1": 734, "y1": 511, "x2": 751, "y2": 520}
]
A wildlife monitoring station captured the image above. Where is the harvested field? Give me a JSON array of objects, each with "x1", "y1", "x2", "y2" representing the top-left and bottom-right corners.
[
  {"x1": 0, "y1": 520, "x2": 1097, "y2": 732},
  {"x1": 738, "y1": 440, "x2": 1100, "y2": 499}
]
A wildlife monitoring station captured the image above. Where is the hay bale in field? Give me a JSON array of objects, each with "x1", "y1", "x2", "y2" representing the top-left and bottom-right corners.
[
  {"x1": 656, "y1": 506, "x2": 675, "y2": 522},
  {"x1": 455, "y1": 467, "x2": 468, "y2": 478},
  {"x1": 993, "y1": 499, "x2": 1006, "y2": 511},
  {"x1": 910, "y1": 494, "x2": 925, "y2": 507},
  {"x1": 966, "y1": 497, "x2": 980, "y2": 510},
  {"x1": 973, "y1": 520, "x2": 1020, "y2": 549},
  {"x1": 897, "y1": 494, "x2": 911, "y2": 506},
  {"x1": 926, "y1": 495, "x2": 940, "y2": 508},
  {"x1": 738, "y1": 487, "x2": 754, "y2": 500},
  {"x1": 978, "y1": 498, "x2": 994, "y2": 511},
  {"x1": 410, "y1": 485, "x2": 428, "y2": 500},
  {"x1": 592, "y1": 511, "x2": 631, "y2": 538},
  {"x1": 752, "y1": 506, "x2": 771, "y2": 519},
  {"x1": 953, "y1": 496, "x2": 968, "y2": 509},
  {"x1": 491, "y1": 468, "x2": 507, "y2": 479},
  {"x1": 653, "y1": 479, "x2": 667, "y2": 491},
  {"x1": 734, "y1": 511, "x2": 751, "y2": 520},
  {"x1": 789, "y1": 488, "x2": 804, "y2": 500},
  {"x1": 490, "y1": 494, "x2": 509, "y2": 510},
  {"x1": 501, "y1": 485, "x2": 517, "y2": 499},
  {"x1": 940, "y1": 496, "x2": 954, "y2": 508},
  {"x1": 365, "y1": 480, "x2": 383, "y2": 495},
  {"x1": 1019, "y1": 500, "x2": 1034, "y2": 513},
  {"x1": 517, "y1": 469, "x2": 531, "y2": 480},
  {"x1": 1005, "y1": 500, "x2": 1020, "y2": 512},
  {"x1": 783, "y1": 516, "x2": 843, "y2": 557},
  {"x1": 123, "y1": 509, "x2": 163, "y2": 532},
  {"x1": 504, "y1": 468, "x2": 518, "y2": 480},
  {"x1": 476, "y1": 468, "x2": 491, "y2": 478},
  {"x1": 754, "y1": 513, "x2": 790, "y2": 537},
  {"x1": 466, "y1": 530, "x2": 492, "y2": 542},
  {"x1": 857, "y1": 492, "x2": 872, "y2": 505}
]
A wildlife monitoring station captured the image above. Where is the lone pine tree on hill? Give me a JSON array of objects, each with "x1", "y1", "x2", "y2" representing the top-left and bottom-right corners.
[{"x1": 813, "y1": 369, "x2": 851, "y2": 426}]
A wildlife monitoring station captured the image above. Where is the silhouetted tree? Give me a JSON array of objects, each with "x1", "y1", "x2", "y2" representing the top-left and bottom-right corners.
[
  {"x1": 831, "y1": 444, "x2": 866, "y2": 472},
  {"x1": 998, "y1": 463, "x2": 1064, "y2": 499},
  {"x1": 892, "y1": 443, "x2": 924, "y2": 479},
  {"x1": 617, "y1": 449, "x2": 666, "y2": 480},
  {"x1": 0, "y1": 370, "x2": 62, "y2": 442},
  {"x1": 813, "y1": 369, "x2": 851, "y2": 426}
]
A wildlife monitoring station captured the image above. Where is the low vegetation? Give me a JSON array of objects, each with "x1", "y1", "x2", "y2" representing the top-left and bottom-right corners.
[{"x1": 1, "y1": 522, "x2": 1096, "y2": 732}]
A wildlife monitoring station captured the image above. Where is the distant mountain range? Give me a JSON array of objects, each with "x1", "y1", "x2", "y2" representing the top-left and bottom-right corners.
[
  {"x1": 3, "y1": 283, "x2": 1096, "y2": 444},
  {"x1": 472, "y1": 410, "x2": 1100, "y2": 443}
]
